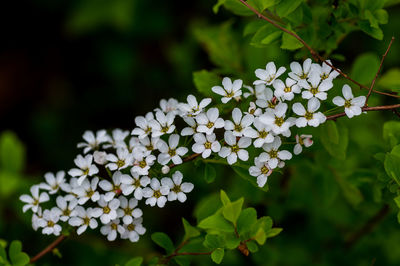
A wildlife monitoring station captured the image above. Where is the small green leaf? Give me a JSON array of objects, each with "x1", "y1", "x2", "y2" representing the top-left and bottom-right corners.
[
  {"x1": 246, "y1": 241, "x2": 259, "y2": 253},
  {"x1": 125, "y1": 257, "x2": 143, "y2": 266},
  {"x1": 383, "y1": 121, "x2": 400, "y2": 147},
  {"x1": 325, "y1": 121, "x2": 339, "y2": 144},
  {"x1": 198, "y1": 211, "x2": 235, "y2": 232},
  {"x1": 182, "y1": 218, "x2": 200, "y2": 240},
  {"x1": 9, "y1": 241, "x2": 29, "y2": 266},
  {"x1": 0, "y1": 131, "x2": 25, "y2": 173},
  {"x1": 384, "y1": 153, "x2": 400, "y2": 185},
  {"x1": 204, "y1": 164, "x2": 217, "y2": 183},
  {"x1": 265, "y1": 228, "x2": 283, "y2": 238},
  {"x1": 0, "y1": 244, "x2": 7, "y2": 263},
  {"x1": 203, "y1": 234, "x2": 225, "y2": 249},
  {"x1": 224, "y1": 233, "x2": 241, "y2": 249},
  {"x1": 193, "y1": 70, "x2": 220, "y2": 98},
  {"x1": 220, "y1": 190, "x2": 231, "y2": 206},
  {"x1": 275, "y1": 0, "x2": 304, "y2": 17},
  {"x1": 358, "y1": 20, "x2": 384, "y2": 40},
  {"x1": 151, "y1": 232, "x2": 175, "y2": 254},
  {"x1": 378, "y1": 68, "x2": 400, "y2": 92},
  {"x1": 281, "y1": 30, "x2": 303, "y2": 50},
  {"x1": 222, "y1": 198, "x2": 244, "y2": 225},
  {"x1": 351, "y1": 52, "x2": 381, "y2": 85},
  {"x1": 254, "y1": 228, "x2": 267, "y2": 245},
  {"x1": 320, "y1": 121, "x2": 349, "y2": 160},
  {"x1": 237, "y1": 208, "x2": 257, "y2": 236},
  {"x1": 211, "y1": 248, "x2": 224, "y2": 264},
  {"x1": 394, "y1": 195, "x2": 400, "y2": 208}
]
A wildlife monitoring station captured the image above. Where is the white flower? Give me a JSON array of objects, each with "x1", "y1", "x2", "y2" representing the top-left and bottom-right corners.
[
  {"x1": 196, "y1": 108, "x2": 225, "y2": 135},
  {"x1": 310, "y1": 60, "x2": 340, "y2": 82},
  {"x1": 121, "y1": 218, "x2": 146, "y2": 242},
  {"x1": 106, "y1": 148, "x2": 134, "y2": 171},
  {"x1": 38, "y1": 209, "x2": 62, "y2": 236},
  {"x1": 181, "y1": 117, "x2": 198, "y2": 136},
  {"x1": 179, "y1": 94, "x2": 212, "y2": 117},
  {"x1": 294, "y1": 134, "x2": 313, "y2": 155},
  {"x1": 39, "y1": 171, "x2": 65, "y2": 194},
  {"x1": 245, "y1": 102, "x2": 262, "y2": 116},
  {"x1": 273, "y1": 78, "x2": 301, "y2": 101},
  {"x1": 249, "y1": 157, "x2": 273, "y2": 187},
  {"x1": 288, "y1": 58, "x2": 312, "y2": 81},
  {"x1": 332, "y1": 85, "x2": 366, "y2": 118},
  {"x1": 20, "y1": 185, "x2": 49, "y2": 213},
  {"x1": 77, "y1": 130, "x2": 109, "y2": 153},
  {"x1": 32, "y1": 207, "x2": 43, "y2": 231},
  {"x1": 92, "y1": 196, "x2": 120, "y2": 224},
  {"x1": 68, "y1": 206, "x2": 98, "y2": 235},
  {"x1": 162, "y1": 165, "x2": 170, "y2": 174},
  {"x1": 120, "y1": 171, "x2": 151, "y2": 200},
  {"x1": 212, "y1": 77, "x2": 243, "y2": 103},
  {"x1": 117, "y1": 196, "x2": 143, "y2": 224},
  {"x1": 299, "y1": 75, "x2": 333, "y2": 100},
  {"x1": 254, "y1": 62, "x2": 286, "y2": 86},
  {"x1": 292, "y1": 98, "x2": 326, "y2": 127},
  {"x1": 261, "y1": 137, "x2": 292, "y2": 169},
  {"x1": 52, "y1": 196, "x2": 78, "y2": 222},
  {"x1": 243, "y1": 118, "x2": 274, "y2": 147},
  {"x1": 259, "y1": 103, "x2": 292, "y2": 135},
  {"x1": 157, "y1": 134, "x2": 188, "y2": 165},
  {"x1": 255, "y1": 86, "x2": 277, "y2": 109},
  {"x1": 99, "y1": 171, "x2": 129, "y2": 201},
  {"x1": 131, "y1": 112, "x2": 155, "y2": 139},
  {"x1": 104, "y1": 129, "x2": 129, "y2": 149},
  {"x1": 100, "y1": 219, "x2": 124, "y2": 241},
  {"x1": 161, "y1": 171, "x2": 194, "y2": 202},
  {"x1": 149, "y1": 111, "x2": 176, "y2": 138},
  {"x1": 156, "y1": 98, "x2": 180, "y2": 115},
  {"x1": 192, "y1": 133, "x2": 221, "y2": 158},
  {"x1": 224, "y1": 108, "x2": 254, "y2": 137},
  {"x1": 243, "y1": 84, "x2": 266, "y2": 99},
  {"x1": 59, "y1": 177, "x2": 80, "y2": 201},
  {"x1": 131, "y1": 153, "x2": 156, "y2": 176},
  {"x1": 73, "y1": 177, "x2": 100, "y2": 204},
  {"x1": 219, "y1": 131, "x2": 251, "y2": 165},
  {"x1": 68, "y1": 154, "x2": 99, "y2": 186},
  {"x1": 93, "y1": 151, "x2": 108, "y2": 165},
  {"x1": 138, "y1": 136, "x2": 159, "y2": 154},
  {"x1": 142, "y1": 178, "x2": 170, "y2": 208}
]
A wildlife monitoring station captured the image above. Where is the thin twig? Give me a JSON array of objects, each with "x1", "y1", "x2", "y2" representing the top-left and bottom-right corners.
[
  {"x1": 169, "y1": 153, "x2": 201, "y2": 169},
  {"x1": 326, "y1": 104, "x2": 400, "y2": 120},
  {"x1": 365, "y1": 37, "x2": 395, "y2": 106},
  {"x1": 237, "y1": 0, "x2": 400, "y2": 98},
  {"x1": 30, "y1": 235, "x2": 67, "y2": 263}
]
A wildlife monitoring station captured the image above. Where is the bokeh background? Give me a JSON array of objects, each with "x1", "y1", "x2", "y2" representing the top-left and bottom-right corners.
[{"x1": 1, "y1": 0, "x2": 400, "y2": 265}]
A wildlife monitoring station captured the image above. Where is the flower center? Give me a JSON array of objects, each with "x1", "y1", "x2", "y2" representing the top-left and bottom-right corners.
[
  {"x1": 47, "y1": 221, "x2": 55, "y2": 227},
  {"x1": 127, "y1": 224, "x2": 136, "y2": 231},
  {"x1": 206, "y1": 122, "x2": 214, "y2": 128},
  {"x1": 87, "y1": 190, "x2": 94, "y2": 197},
  {"x1": 116, "y1": 159, "x2": 125, "y2": 168},
  {"x1": 231, "y1": 145, "x2": 240, "y2": 153},
  {"x1": 259, "y1": 130, "x2": 268, "y2": 138},
  {"x1": 320, "y1": 73, "x2": 329, "y2": 80},
  {"x1": 310, "y1": 87, "x2": 319, "y2": 95},
  {"x1": 249, "y1": 108, "x2": 255, "y2": 114},
  {"x1": 269, "y1": 150, "x2": 278, "y2": 158},
  {"x1": 145, "y1": 127, "x2": 152, "y2": 134},
  {"x1": 168, "y1": 148, "x2": 176, "y2": 157},
  {"x1": 103, "y1": 206, "x2": 111, "y2": 214},
  {"x1": 33, "y1": 199, "x2": 40, "y2": 206},
  {"x1": 299, "y1": 72, "x2": 308, "y2": 79},
  {"x1": 63, "y1": 209, "x2": 71, "y2": 216},
  {"x1": 153, "y1": 190, "x2": 162, "y2": 198},
  {"x1": 275, "y1": 117, "x2": 284, "y2": 127},
  {"x1": 261, "y1": 165, "x2": 270, "y2": 175},
  {"x1": 83, "y1": 168, "x2": 89, "y2": 176},
  {"x1": 268, "y1": 101, "x2": 276, "y2": 109},
  {"x1": 234, "y1": 124, "x2": 243, "y2": 132},
  {"x1": 204, "y1": 141, "x2": 212, "y2": 149},
  {"x1": 226, "y1": 91, "x2": 234, "y2": 97},
  {"x1": 134, "y1": 178, "x2": 141, "y2": 188},
  {"x1": 83, "y1": 217, "x2": 90, "y2": 225},
  {"x1": 172, "y1": 185, "x2": 181, "y2": 193},
  {"x1": 111, "y1": 223, "x2": 118, "y2": 230},
  {"x1": 305, "y1": 111, "x2": 314, "y2": 120},
  {"x1": 161, "y1": 126, "x2": 170, "y2": 133},
  {"x1": 124, "y1": 207, "x2": 132, "y2": 215},
  {"x1": 344, "y1": 100, "x2": 352, "y2": 108},
  {"x1": 113, "y1": 185, "x2": 121, "y2": 193},
  {"x1": 139, "y1": 160, "x2": 147, "y2": 168},
  {"x1": 284, "y1": 86, "x2": 292, "y2": 93},
  {"x1": 266, "y1": 75, "x2": 275, "y2": 83},
  {"x1": 146, "y1": 144, "x2": 153, "y2": 151}
]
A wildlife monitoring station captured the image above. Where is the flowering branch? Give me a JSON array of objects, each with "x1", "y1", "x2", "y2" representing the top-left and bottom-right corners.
[
  {"x1": 29, "y1": 234, "x2": 67, "y2": 263},
  {"x1": 365, "y1": 37, "x2": 396, "y2": 106},
  {"x1": 237, "y1": 0, "x2": 400, "y2": 99},
  {"x1": 326, "y1": 104, "x2": 400, "y2": 120}
]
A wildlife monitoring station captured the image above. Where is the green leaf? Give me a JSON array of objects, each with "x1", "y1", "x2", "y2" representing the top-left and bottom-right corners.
[
  {"x1": 224, "y1": 233, "x2": 241, "y2": 249},
  {"x1": 351, "y1": 52, "x2": 381, "y2": 85},
  {"x1": 325, "y1": 121, "x2": 339, "y2": 144},
  {"x1": 281, "y1": 29, "x2": 303, "y2": 50},
  {"x1": 374, "y1": 9, "x2": 388, "y2": 24},
  {"x1": 220, "y1": 190, "x2": 231, "y2": 206},
  {"x1": 0, "y1": 131, "x2": 25, "y2": 173},
  {"x1": 254, "y1": 228, "x2": 267, "y2": 245},
  {"x1": 320, "y1": 121, "x2": 349, "y2": 160},
  {"x1": 378, "y1": 68, "x2": 400, "y2": 92},
  {"x1": 246, "y1": 241, "x2": 259, "y2": 253},
  {"x1": 250, "y1": 24, "x2": 282, "y2": 47},
  {"x1": 182, "y1": 218, "x2": 200, "y2": 240},
  {"x1": 151, "y1": 232, "x2": 175, "y2": 254},
  {"x1": 384, "y1": 153, "x2": 400, "y2": 185},
  {"x1": 125, "y1": 257, "x2": 143, "y2": 266},
  {"x1": 198, "y1": 210, "x2": 235, "y2": 232},
  {"x1": 275, "y1": 0, "x2": 304, "y2": 17},
  {"x1": 211, "y1": 248, "x2": 225, "y2": 264},
  {"x1": 265, "y1": 228, "x2": 283, "y2": 238},
  {"x1": 334, "y1": 174, "x2": 364, "y2": 207},
  {"x1": 394, "y1": 195, "x2": 400, "y2": 208},
  {"x1": 237, "y1": 208, "x2": 257, "y2": 236},
  {"x1": 9, "y1": 241, "x2": 29, "y2": 266},
  {"x1": 193, "y1": 70, "x2": 221, "y2": 98},
  {"x1": 204, "y1": 164, "x2": 217, "y2": 183},
  {"x1": 243, "y1": 20, "x2": 266, "y2": 36},
  {"x1": 213, "y1": 0, "x2": 257, "y2": 16},
  {"x1": 203, "y1": 234, "x2": 225, "y2": 249},
  {"x1": 358, "y1": 20, "x2": 383, "y2": 40},
  {"x1": 194, "y1": 194, "x2": 221, "y2": 222},
  {"x1": 383, "y1": 121, "x2": 400, "y2": 147},
  {"x1": 222, "y1": 198, "x2": 244, "y2": 225},
  {"x1": 0, "y1": 244, "x2": 7, "y2": 264}
]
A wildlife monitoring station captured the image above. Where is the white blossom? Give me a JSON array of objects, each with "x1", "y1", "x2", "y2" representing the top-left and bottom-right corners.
[
  {"x1": 38, "y1": 209, "x2": 62, "y2": 236},
  {"x1": 138, "y1": 136, "x2": 159, "y2": 154},
  {"x1": 249, "y1": 157, "x2": 273, "y2": 187},
  {"x1": 157, "y1": 134, "x2": 188, "y2": 165},
  {"x1": 93, "y1": 151, "x2": 108, "y2": 165},
  {"x1": 243, "y1": 118, "x2": 274, "y2": 147},
  {"x1": 255, "y1": 86, "x2": 277, "y2": 110},
  {"x1": 156, "y1": 98, "x2": 180, "y2": 115},
  {"x1": 212, "y1": 77, "x2": 243, "y2": 103},
  {"x1": 224, "y1": 108, "x2": 254, "y2": 137},
  {"x1": 192, "y1": 133, "x2": 221, "y2": 158},
  {"x1": 259, "y1": 103, "x2": 292, "y2": 135},
  {"x1": 161, "y1": 165, "x2": 170, "y2": 174},
  {"x1": 104, "y1": 129, "x2": 129, "y2": 149},
  {"x1": 77, "y1": 130, "x2": 109, "y2": 153},
  {"x1": 332, "y1": 84, "x2": 366, "y2": 118},
  {"x1": 142, "y1": 178, "x2": 170, "y2": 208},
  {"x1": 131, "y1": 153, "x2": 156, "y2": 176},
  {"x1": 254, "y1": 62, "x2": 286, "y2": 86},
  {"x1": 260, "y1": 137, "x2": 292, "y2": 169},
  {"x1": 288, "y1": 58, "x2": 313, "y2": 82},
  {"x1": 73, "y1": 177, "x2": 100, "y2": 204},
  {"x1": 106, "y1": 148, "x2": 134, "y2": 171},
  {"x1": 120, "y1": 171, "x2": 151, "y2": 200},
  {"x1": 179, "y1": 94, "x2": 211, "y2": 117},
  {"x1": 181, "y1": 117, "x2": 198, "y2": 136},
  {"x1": 310, "y1": 60, "x2": 340, "y2": 82},
  {"x1": 121, "y1": 218, "x2": 146, "y2": 242},
  {"x1": 294, "y1": 134, "x2": 313, "y2": 155},
  {"x1": 273, "y1": 78, "x2": 301, "y2": 101},
  {"x1": 99, "y1": 171, "x2": 129, "y2": 201},
  {"x1": 39, "y1": 171, "x2": 65, "y2": 194},
  {"x1": 68, "y1": 154, "x2": 99, "y2": 186},
  {"x1": 150, "y1": 111, "x2": 176, "y2": 138},
  {"x1": 243, "y1": 84, "x2": 266, "y2": 99},
  {"x1": 92, "y1": 196, "x2": 120, "y2": 224},
  {"x1": 245, "y1": 102, "x2": 262, "y2": 117},
  {"x1": 161, "y1": 171, "x2": 194, "y2": 202},
  {"x1": 69, "y1": 206, "x2": 98, "y2": 235},
  {"x1": 52, "y1": 196, "x2": 78, "y2": 222},
  {"x1": 100, "y1": 219, "x2": 124, "y2": 241},
  {"x1": 219, "y1": 131, "x2": 251, "y2": 165},
  {"x1": 299, "y1": 75, "x2": 333, "y2": 101},
  {"x1": 292, "y1": 98, "x2": 326, "y2": 127},
  {"x1": 196, "y1": 108, "x2": 225, "y2": 135},
  {"x1": 117, "y1": 196, "x2": 143, "y2": 224},
  {"x1": 20, "y1": 185, "x2": 49, "y2": 213},
  {"x1": 131, "y1": 112, "x2": 155, "y2": 139}
]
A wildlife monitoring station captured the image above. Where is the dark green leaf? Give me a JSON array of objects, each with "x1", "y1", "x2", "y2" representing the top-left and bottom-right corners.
[
  {"x1": 211, "y1": 248, "x2": 224, "y2": 264},
  {"x1": 182, "y1": 218, "x2": 201, "y2": 240},
  {"x1": 384, "y1": 153, "x2": 400, "y2": 185},
  {"x1": 237, "y1": 208, "x2": 257, "y2": 236},
  {"x1": 320, "y1": 121, "x2": 349, "y2": 160},
  {"x1": 151, "y1": 232, "x2": 175, "y2": 254},
  {"x1": 0, "y1": 131, "x2": 25, "y2": 173},
  {"x1": 358, "y1": 20, "x2": 383, "y2": 40},
  {"x1": 383, "y1": 121, "x2": 400, "y2": 147},
  {"x1": 351, "y1": 52, "x2": 380, "y2": 85},
  {"x1": 378, "y1": 68, "x2": 400, "y2": 92},
  {"x1": 204, "y1": 164, "x2": 217, "y2": 183},
  {"x1": 275, "y1": 0, "x2": 304, "y2": 17},
  {"x1": 125, "y1": 257, "x2": 143, "y2": 266},
  {"x1": 203, "y1": 234, "x2": 225, "y2": 249}
]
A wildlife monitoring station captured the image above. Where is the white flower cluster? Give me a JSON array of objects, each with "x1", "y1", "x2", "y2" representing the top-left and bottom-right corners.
[{"x1": 21, "y1": 58, "x2": 366, "y2": 242}]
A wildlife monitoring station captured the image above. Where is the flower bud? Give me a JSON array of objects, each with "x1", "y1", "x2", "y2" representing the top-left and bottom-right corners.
[
  {"x1": 161, "y1": 165, "x2": 170, "y2": 174},
  {"x1": 93, "y1": 151, "x2": 107, "y2": 165}
]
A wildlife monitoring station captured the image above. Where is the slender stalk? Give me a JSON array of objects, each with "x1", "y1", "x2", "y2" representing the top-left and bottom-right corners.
[
  {"x1": 326, "y1": 104, "x2": 400, "y2": 120},
  {"x1": 30, "y1": 235, "x2": 67, "y2": 263},
  {"x1": 237, "y1": 0, "x2": 400, "y2": 98},
  {"x1": 169, "y1": 153, "x2": 201, "y2": 169},
  {"x1": 365, "y1": 37, "x2": 395, "y2": 106}
]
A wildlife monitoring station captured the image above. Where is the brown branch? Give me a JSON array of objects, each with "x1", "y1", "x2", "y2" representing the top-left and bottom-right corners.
[
  {"x1": 365, "y1": 37, "x2": 395, "y2": 106},
  {"x1": 237, "y1": 0, "x2": 400, "y2": 99},
  {"x1": 345, "y1": 204, "x2": 390, "y2": 248},
  {"x1": 326, "y1": 104, "x2": 400, "y2": 120},
  {"x1": 30, "y1": 234, "x2": 67, "y2": 263},
  {"x1": 169, "y1": 153, "x2": 201, "y2": 169}
]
